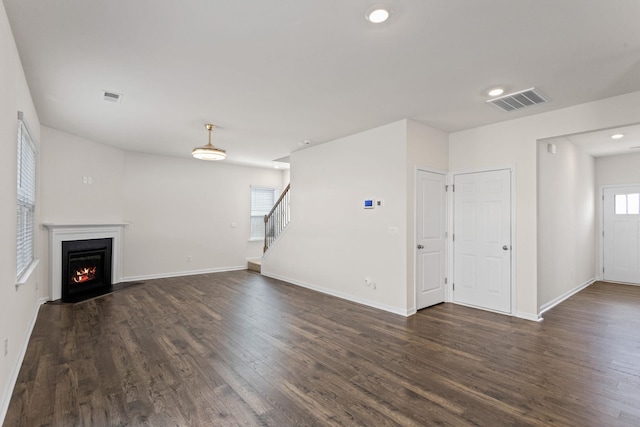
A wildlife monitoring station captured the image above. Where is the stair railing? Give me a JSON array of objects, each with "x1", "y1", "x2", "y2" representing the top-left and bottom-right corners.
[{"x1": 264, "y1": 183, "x2": 290, "y2": 252}]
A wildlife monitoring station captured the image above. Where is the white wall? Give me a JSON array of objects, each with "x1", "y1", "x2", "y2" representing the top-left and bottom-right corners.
[
  {"x1": 122, "y1": 152, "x2": 283, "y2": 279},
  {"x1": 39, "y1": 128, "x2": 285, "y2": 281},
  {"x1": 40, "y1": 126, "x2": 125, "y2": 223},
  {"x1": 406, "y1": 120, "x2": 448, "y2": 311},
  {"x1": 537, "y1": 138, "x2": 595, "y2": 310},
  {"x1": 596, "y1": 152, "x2": 640, "y2": 186},
  {"x1": 262, "y1": 120, "x2": 410, "y2": 314},
  {"x1": 0, "y1": 3, "x2": 46, "y2": 421},
  {"x1": 281, "y1": 168, "x2": 291, "y2": 187},
  {"x1": 450, "y1": 90, "x2": 640, "y2": 319}
]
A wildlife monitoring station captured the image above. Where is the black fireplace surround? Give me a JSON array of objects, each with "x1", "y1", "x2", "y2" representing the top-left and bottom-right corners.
[{"x1": 61, "y1": 238, "x2": 112, "y2": 302}]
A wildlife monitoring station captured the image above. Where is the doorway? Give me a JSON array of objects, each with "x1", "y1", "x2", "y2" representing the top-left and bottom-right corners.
[
  {"x1": 415, "y1": 170, "x2": 446, "y2": 310},
  {"x1": 453, "y1": 169, "x2": 512, "y2": 313},
  {"x1": 602, "y1": 185, "x2": 640, "y2": 284}
]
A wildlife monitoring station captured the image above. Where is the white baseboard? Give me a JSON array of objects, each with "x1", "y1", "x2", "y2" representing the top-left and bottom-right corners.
[
  {"x1": 120, "y1": 265, "x2": 247, "y2": 283},
  {"x1": 451, "y1": 300, "x2": 542, "y2": 322},
  {"x1": 0, "y1": 296, "x2": 48, "y2": 425},
  {"x1": 599, "y1": 280, "x2": 640, "y2": 287},
  {"x1": 514, "y1": 311, "x2": 543, "y2": 322},
  {"x1": 539, "y1": 277, "x2": 595, "y2": 315},
  {"x1": 262, "y1": 272, "x2": 412, "y2": 317}
]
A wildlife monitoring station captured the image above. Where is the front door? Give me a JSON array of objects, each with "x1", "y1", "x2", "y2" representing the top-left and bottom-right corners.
[
  {"x1": 416, "y1": 170, "x2": 446, "y2": 310},
  {"x1": 453, "y1": 169, "x2": 512, "y2": 313},
  {"x1": 603, "y1": 186, "x2": 640, "y2": 284}
]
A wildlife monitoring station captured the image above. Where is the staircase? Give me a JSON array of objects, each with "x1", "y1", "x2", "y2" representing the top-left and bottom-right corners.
[
  {"x1": 264, "y1": 183, "x2": 290, "y2": 252},
  {"x1": 247, "y1": 184, "x2": 290, "y2": 273},
  {"x1": 247, "y1": 259, "x2": 261, "y2": 273}
]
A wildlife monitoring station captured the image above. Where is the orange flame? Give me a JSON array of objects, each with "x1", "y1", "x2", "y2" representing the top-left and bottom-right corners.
[{"x1": 72, "y1": 266, "x2": 97, "y2": 284}]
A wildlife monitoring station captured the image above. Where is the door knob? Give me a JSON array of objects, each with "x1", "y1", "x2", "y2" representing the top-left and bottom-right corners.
[
  {"x1": 417, "y1": 244, "x2": 424, "y2": 249},
  {"x1": 503, "y1": 245, "x2": 509, "y2": 251}
]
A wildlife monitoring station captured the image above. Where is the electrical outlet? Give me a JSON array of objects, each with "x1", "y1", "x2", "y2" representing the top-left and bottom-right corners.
[
  {"x1": 35, "y1": 280, "x2": 39, "y2": 290},
  {"x1": 186, "y1": 255, "x2": 192, "y2": 263},
  {"x1": 4, "y1": 338, "x2": 8, "y2": 357}
]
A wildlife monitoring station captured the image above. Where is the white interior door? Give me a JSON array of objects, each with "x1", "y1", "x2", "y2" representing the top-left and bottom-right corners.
[
  {"x1": 416, "y1": 170, "x2": 446, "y2": 310},
  {"x1": 603, "y1": 186, "x2": 640, "y2": 284},
  {"x1": 453, "y1": 169, "x2": 511, "y2": 313}
]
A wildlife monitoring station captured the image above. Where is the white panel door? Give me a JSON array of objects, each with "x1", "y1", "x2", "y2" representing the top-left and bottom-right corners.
[
  {"x1": 416, "y1": 170, "x2": 446, "y2": 310},
  {"x1": 603, "y1": 186, "x2": 640, "y2": 284},
  {"x1": 453, "y1": 169, "x2": 511, "y2": 313}
]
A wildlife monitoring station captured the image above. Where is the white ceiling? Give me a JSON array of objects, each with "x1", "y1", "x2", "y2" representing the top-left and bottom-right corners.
[
  {"x1": 564, "y1": 123, "x2": 640, "y2": 158},
  {"x1": 4, "y1": 0, "x2": 640, "y2": 168}
]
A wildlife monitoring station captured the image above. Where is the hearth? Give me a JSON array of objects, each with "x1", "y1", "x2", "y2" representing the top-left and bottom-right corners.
[{"x1": 61, "y1": 238, "x2": 112, "y2": 302}]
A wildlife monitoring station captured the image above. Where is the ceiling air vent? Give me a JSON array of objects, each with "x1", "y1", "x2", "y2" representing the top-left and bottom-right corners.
[
  {"x1": 102, "y1": 90, "x2": 123, "y2": 104},
  {"x1": 486, "y1": 87, "x2": 548, "y2": 112}
]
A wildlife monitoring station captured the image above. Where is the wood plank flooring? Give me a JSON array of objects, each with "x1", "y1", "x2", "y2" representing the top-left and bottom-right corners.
[{"x1": 4, "y1": 273, "x2": 640, "y2": 426}]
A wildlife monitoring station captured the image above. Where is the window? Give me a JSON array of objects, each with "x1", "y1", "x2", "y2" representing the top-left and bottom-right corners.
[
  {"x1": 250, "y1": 186, "x2": 276, "y2": 240},
  {"x1": 615, "y1": 193, "x2": 640, "y2": 215},
  {"x1": 17, "y1": 112, "x2": 37, "y2": 278}
]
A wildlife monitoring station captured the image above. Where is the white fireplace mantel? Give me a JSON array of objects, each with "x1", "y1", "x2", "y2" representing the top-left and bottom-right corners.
[{"x1": 43, "y1": 223, "x2": 127, "y2": 301}]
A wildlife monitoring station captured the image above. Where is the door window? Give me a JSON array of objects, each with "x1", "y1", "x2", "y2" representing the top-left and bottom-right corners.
[{"x1": 615, "y1": 193, "x2": 640, "y2": 215}]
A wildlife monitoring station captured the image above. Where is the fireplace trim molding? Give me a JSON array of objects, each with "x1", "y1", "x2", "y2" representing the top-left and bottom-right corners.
[{"x1": 43, "y1": 223, "x2": 127, "y2": 301}]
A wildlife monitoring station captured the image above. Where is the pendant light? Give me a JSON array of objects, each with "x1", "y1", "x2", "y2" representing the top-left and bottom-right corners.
[{"x1": 192, "y1": 124, "x2": 226, "y2": 160}]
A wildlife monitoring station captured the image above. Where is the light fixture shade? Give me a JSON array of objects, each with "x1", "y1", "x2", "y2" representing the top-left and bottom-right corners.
[
  {"x1": 192, "y1": 123, "x2": 226, "y2": 160},
  {"x1": 192, "y1": 146, "x2": 226, "y2": 160}
]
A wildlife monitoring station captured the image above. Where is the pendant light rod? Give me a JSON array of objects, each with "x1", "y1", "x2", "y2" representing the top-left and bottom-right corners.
[{"x1": 205, "y1": 124, "x2": 215, "y2": 146}]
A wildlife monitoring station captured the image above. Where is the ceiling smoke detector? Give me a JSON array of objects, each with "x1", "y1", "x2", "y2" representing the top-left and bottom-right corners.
[
  {"x1": 486, "y1": 87, "x2": 548, "y2": 112},
  {"x1": 102, "y1": 90, "x2": 123, "y2": 104}
]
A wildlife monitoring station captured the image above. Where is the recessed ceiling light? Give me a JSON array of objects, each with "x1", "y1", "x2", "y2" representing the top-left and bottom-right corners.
[
  {"x1": 366, "y1": 6, "x2": 391, "y2": 23},
  {"x1": 488, "y1": 88, "x2": 505, "y2": 97},
  {"x1": 611, "y1": 133, "x2": 625, "y2": 140}
]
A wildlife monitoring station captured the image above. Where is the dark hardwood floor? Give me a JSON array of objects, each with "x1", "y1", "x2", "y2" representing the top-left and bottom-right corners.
[{"x1": 4, "y1": 272, "x2": 640, "y2": 426}]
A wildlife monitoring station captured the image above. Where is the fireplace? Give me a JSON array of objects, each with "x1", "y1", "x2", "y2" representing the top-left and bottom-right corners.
[
  {"x1": 61, "y1": 238, "x2": 112, "y2": 302},
  {"x1": 44, "y1": 223, "x2": 125, "y2": 302}
]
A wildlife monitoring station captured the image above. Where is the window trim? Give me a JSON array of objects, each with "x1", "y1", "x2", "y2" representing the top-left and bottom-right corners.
[{"x1": 16, "y1": 111, "x2": 38, "y2": 283}]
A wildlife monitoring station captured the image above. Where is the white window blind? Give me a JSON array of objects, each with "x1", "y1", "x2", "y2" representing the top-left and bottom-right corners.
[
  {"x1": 250, "y1": 186, "x2": 276, "y2": 240},
  {"x1": 17, "y1": 112, "x2": 37, "y2": 278}
]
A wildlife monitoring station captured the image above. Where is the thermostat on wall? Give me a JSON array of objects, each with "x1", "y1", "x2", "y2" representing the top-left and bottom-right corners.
[{"x1": 364, "y1": 199, "x2": 375, "y2": 209}]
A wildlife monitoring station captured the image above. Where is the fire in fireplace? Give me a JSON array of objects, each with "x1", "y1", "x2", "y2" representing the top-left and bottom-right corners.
[
  {"x1": 61, "y1": 238, "x2": 112, "y2": 302},
  {"x1": 73, "y1": 266, "x2": 97, "y2": 284}
]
